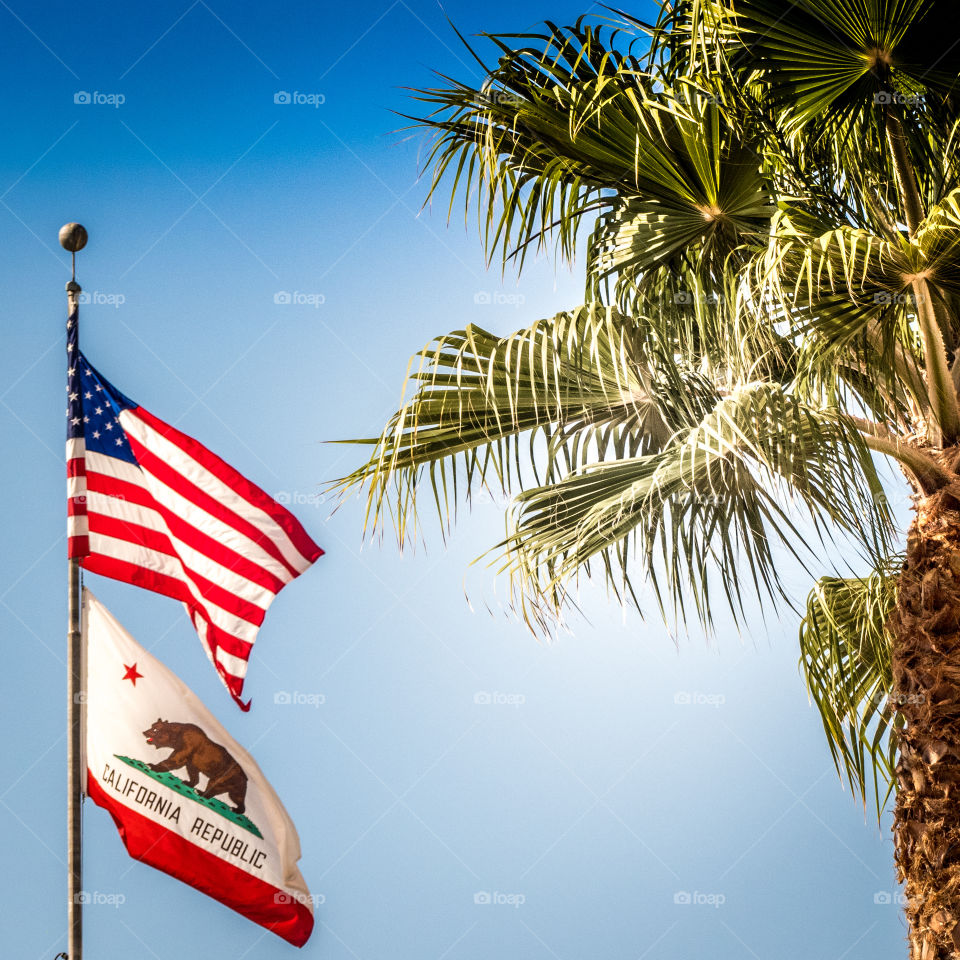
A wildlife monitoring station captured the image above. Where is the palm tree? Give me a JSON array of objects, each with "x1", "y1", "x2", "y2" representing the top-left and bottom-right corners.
[{"x1": 336, "y1": 3, "x2": 960, "y2": 953}]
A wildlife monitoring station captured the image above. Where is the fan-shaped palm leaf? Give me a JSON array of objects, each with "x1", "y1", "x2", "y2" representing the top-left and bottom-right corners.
[{"x1": 710, "y1": 0, "x2": 960, "y2": 134}]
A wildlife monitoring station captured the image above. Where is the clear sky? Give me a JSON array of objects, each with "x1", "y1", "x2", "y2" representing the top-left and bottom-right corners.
[{"x1": 0, "y1": 2, "x2": 907, "y2": 958}]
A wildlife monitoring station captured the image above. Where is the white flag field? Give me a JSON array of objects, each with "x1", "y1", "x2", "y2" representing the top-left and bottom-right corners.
[{"x1": 83, "y1": 589, "x2": 315, "y2": 946}]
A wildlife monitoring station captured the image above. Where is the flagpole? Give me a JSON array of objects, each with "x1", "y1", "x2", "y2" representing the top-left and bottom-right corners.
[{"x1": 61, "y1": 221, "x2": 87, "y2": 960}]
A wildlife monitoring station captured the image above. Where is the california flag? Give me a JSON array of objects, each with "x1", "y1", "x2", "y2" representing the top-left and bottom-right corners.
[{"x1": 83, "y1": 588, "x2": 314, "y2": 946}]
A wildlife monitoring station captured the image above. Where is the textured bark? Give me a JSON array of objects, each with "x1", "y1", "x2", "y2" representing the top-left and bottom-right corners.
[{"x1": 891, "y1": 492, "x2": 960, "y2": 959}]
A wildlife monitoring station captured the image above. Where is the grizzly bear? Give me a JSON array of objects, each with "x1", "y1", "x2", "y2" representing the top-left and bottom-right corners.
[{"x1": 142, "y1": 719, "x2": 248, "y2": 814}]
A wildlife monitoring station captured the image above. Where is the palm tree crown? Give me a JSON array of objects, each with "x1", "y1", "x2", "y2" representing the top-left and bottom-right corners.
[{"x1": 337, "y1": 0, "x2": 960, "y2": 820}]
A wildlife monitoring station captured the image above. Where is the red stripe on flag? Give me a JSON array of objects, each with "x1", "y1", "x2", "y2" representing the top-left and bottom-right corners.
[
  {"x1": 83, "y1": 522, "x2": 267, "y2": 641},
  {"x1": 134, "y1": 408, "x2": 324, "y2": 565},
  {"x1": 84, "y1": 471, "x2": 157, "y2": 512},
  {"x1": 178, "y1": 566, "x2": 267, "y2": 630},
  {"x1": 87, "y1": 473, "x2": 285, "y2": 594},
  {"x1": 160, "y1": 509, "x2": 285, "y2": 595},
  {"x1": 85, "y1": 471, "x2": 285, "y2": 600},
  {"x1": 86, "y1": 772, "x2": 313, "y2": 946},
  {"x1": 68, "y1": 535, "x2": 89, "y2": 558},
  {"x1": 88, "y1": 512, "x2": 178, "y2": 558},
  {"x1": 127, "y1": 438, "x2": 303, "y2": 581},
  {"x1": 80, "y1": 553, "x2": 189, "y2": 604}
]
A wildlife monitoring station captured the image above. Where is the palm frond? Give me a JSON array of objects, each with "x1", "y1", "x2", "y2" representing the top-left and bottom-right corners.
[
  {"x1": 755, "y1": 201, "x2": 960, "y2": 434},
  {"x1": 413, "y1": 19, "x2": 652, "y2": 272},
  {"x1": 708, "y1": 0, "x2": 960, "y2": 135},
  {"x1": 586, "y1": 88, "x2": 775, "y2": 295},
  {"x1": 500, "y1": 382, "x2": 893, "y2": 632},
  {"x1": 333, "y1": 304, "x2": 720, "y2": 546},
  {"x1": 799, "y1": 560, "x2": 902, "y2": 816},
  {"x1": 414, "y1": 20, "x2": 778, "y2": 281}
]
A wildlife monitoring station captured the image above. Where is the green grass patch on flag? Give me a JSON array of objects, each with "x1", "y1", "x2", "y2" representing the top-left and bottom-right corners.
[{"x1": 115, "y1": 755, "x2": 263, "y2": 838}]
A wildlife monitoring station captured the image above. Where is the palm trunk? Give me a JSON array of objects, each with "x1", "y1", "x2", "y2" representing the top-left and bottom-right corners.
[{"x1": 891, "y1": 491, "x2": 960, "y2": 958}]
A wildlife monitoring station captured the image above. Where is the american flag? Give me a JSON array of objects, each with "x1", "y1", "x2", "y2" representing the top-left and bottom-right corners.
[{"x1": 66, "y1": 309, "x2": 323, "y2": 709}]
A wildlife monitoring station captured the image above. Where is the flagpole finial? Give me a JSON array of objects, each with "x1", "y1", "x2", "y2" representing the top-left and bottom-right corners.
[
  {"x1": 59, "y1": 222, "x2": 87, "y2": 253},
  {"x1": 59, "y1": 223, "x2": 87, "y2": 288}
]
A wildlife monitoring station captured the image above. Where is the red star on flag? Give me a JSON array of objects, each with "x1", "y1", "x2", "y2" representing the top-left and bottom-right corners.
[{"x1": 122, "y1": 663, "x2": 143, "y2": 686}]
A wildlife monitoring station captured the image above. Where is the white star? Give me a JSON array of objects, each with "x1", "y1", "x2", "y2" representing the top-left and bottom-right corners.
[
  {"x1": 94, "y1": 385, "x2": 102, "y2": 392},
  {"x1": 105, "y1": 422, "x2": 113, "y2": 431},
  {"x1": 68, "y1": 367, "x2": 75, "y2": 376},
  {"x1": 84, "y1": 369, "x2": 91, "y2": 376},
  {"x1": 94, "y1": 407, "x2": 103, "y2": 415},
  {"x1": 67, "y1": 343, "x2": 75, "y2": 352},
  {"x1": 71, "y1": 417, "x2": 80, "y2": 426},
  {"x1": 84, "y1": 392, "x2": 92, "y2": 400},
  {"x1": 115, "y1": 438, "x2": 123, "y2": 446},
  {"x1": 92, "y1": 431, "x2": 100, "y2": 439},
  {"x1": 83, "y1": 417, "x2": 89, "y2": 423},
  {"x1": 69, "y1": 392, "x2": 78, "y2": 401}
]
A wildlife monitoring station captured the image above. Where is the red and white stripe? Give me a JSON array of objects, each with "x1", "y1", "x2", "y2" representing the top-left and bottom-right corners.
[{"x1": 68, "y1": 407, "x2": 322, "y2": 708}]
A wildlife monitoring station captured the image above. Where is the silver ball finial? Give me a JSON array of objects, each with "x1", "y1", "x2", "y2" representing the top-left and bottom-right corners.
[{"x1": 59, "y1": 223, "x2": 88, "y2": 253}]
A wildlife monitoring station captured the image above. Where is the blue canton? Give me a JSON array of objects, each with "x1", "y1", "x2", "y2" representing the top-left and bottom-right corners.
[{"x1": 66, "y1": 310, "x2": 139, "y2": 465}]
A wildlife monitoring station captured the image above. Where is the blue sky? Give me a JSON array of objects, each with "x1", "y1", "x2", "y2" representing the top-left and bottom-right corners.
[{"x1": 0, "y1": 2, "x2": 907, "y2": 958}]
